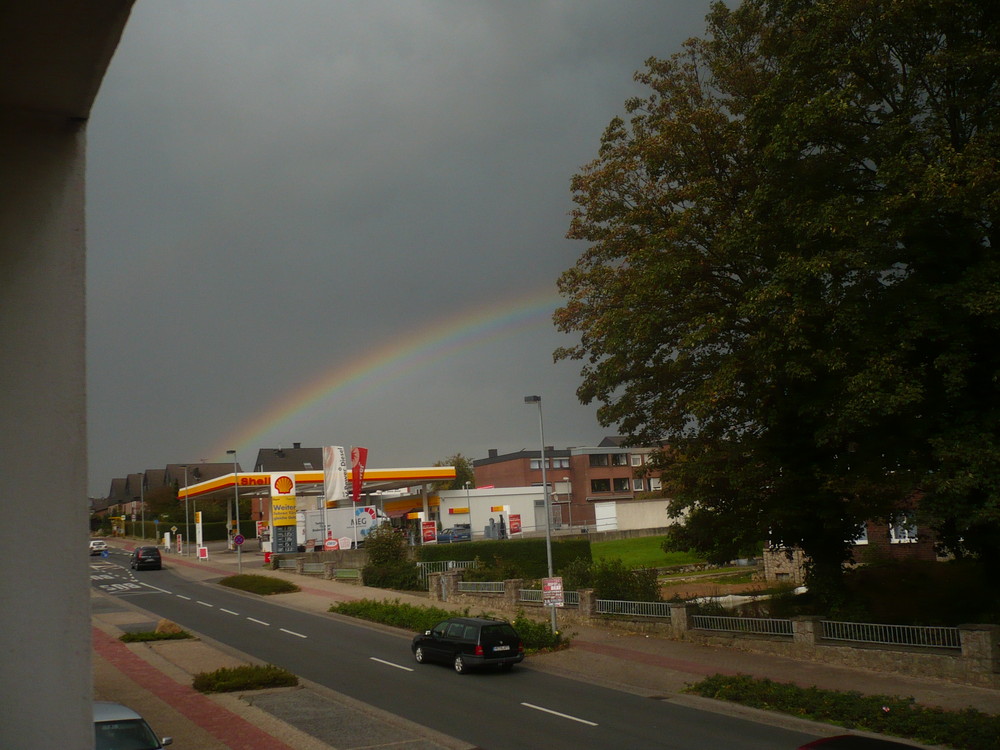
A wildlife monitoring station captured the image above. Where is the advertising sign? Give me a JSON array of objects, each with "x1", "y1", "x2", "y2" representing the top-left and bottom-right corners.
[
  {"x1": 351, "y1": 446, "x2": 368, "y2": 503},
  {"x1": 421, "y1": 521, "x2": 437, "y2": 544},
  {"x1": 323, "y1": 446, "x2": 347, "y2": 506},
  {"x1": 542, "y1": 577, "x2": 565, "y2": 608},
  {"x1": 509, "y1": 514, "x2": 522, "y2": 534}
]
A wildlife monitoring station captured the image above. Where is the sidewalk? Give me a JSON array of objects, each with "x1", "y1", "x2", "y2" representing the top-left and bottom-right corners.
[{"x1": 94, "y1": 539, "x2": 999, "y2": 748}]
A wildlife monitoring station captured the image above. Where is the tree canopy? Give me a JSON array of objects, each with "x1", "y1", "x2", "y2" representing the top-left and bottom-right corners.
[
  {"x1": 555, "y1": 0, "x2": 1000, "y2": 602},
  {"x1": 433, "y1": 453, "x2": 475, "y2": 491}
]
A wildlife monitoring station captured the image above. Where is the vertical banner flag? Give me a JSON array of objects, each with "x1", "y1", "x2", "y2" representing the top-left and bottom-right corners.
[
  {"x1": 351, "y1": 446, "x2": 368, "y2": 504},
  {"x1": 323, "y1": 446, "x2": 347, "y2": 507}
]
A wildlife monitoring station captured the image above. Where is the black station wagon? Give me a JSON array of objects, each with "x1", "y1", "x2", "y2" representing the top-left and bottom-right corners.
[
  {"x1": 130, "y1": 546, "x2": 162, "y2": 570},
  {"x1": 411, "y1": 616, "x2": 524, "y2": 673}
]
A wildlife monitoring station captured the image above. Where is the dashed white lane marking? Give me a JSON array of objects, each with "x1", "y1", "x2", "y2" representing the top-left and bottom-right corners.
[
  {"x1": 177, "y1": 595, "x2": 191, "y2": 600},
  {"x1": 196, "y1": 601, "x2": 213, "y2": 607},
  {"x1": 220, "y1": 608, "x2": 239, "y2": 616},
  {"x1": 370, "y1": 657, "x2": 413, "y2": 672},
  {"x1": 247, "y1": 617, "x2": 270, "y2": 626},
  {"x1": 280, "y1": 628, "x2": 307, "y2": 638},
  {"x1": 521, "y1": 703, "x2": 598, "y2": 726}
]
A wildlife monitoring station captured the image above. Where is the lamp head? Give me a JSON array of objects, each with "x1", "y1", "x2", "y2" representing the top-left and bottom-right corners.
[{"x1": 524, "y1": 395, "x2": 540, "y2": 404}]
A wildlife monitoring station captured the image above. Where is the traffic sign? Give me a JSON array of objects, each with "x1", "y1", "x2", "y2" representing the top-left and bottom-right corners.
[{"x1": 233, "y1": 534, "x2": 245, "y2": 546}]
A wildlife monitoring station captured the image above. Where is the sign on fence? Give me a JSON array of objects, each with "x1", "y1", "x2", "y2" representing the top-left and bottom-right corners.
[{"x1": 542, "y1": 577, "x2": 564, "y2": 608}]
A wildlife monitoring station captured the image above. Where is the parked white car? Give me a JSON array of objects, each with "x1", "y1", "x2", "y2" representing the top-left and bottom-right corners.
[
  {"x1": 93, "y1": 701, "x2": 172, "y2": 749},
  {"x1": 89, "y1": 540, "x2": 109, "y2": 556}
]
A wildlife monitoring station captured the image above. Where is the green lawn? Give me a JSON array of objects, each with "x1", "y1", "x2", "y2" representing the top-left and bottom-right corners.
[{"x1": 590, "y1": 536, "x2": 703, "y2": 568}]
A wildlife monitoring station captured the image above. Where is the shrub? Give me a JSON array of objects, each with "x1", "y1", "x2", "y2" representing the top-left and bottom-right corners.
[
  {"x1": 511, "y1": 611, "x2": 568, "y2": 652},
  {"x1": 192, "y1": 664, "x2": 298, "y2": 693},
  {"x1": 364, "y1": 524, "x2": 409, "y2": 566},
  {"x1": 119, "y1": 630, "x2": 193, "y2": 643},
  {"x1": 362, "y1": 561, "x2": 423, "y2": 591},
  {"x1": 591, "y1": 558, "x2": 661, "y2": 602},
  {"x1": 686, "y1": 674, "x2": 1000, "y2": 750},
  {"x1": 219, "y1": 574, "x2": 300, "y2": 595}
]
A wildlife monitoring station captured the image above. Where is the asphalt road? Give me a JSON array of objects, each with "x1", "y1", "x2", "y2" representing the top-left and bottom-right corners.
[{"x1": 92, "y1": 552, "x2": 819, "y2": 750}]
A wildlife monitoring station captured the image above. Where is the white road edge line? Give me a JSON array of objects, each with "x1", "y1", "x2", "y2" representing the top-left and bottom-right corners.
[
  {"x1": 247, "y1": 617, "x2": 270, "y2": 626},
  {"x1": 521, "y1": 703, "x2": 598, "y2": 727},
  {"x1": 280, "y1": 628, "x2": 307, "y2": 639},
  {"x1": 220, "y1": 609, "x2": 239, "y2": 616},
  {"x1": 369, "y1": 657, "x2": 413, "y2": 672}
]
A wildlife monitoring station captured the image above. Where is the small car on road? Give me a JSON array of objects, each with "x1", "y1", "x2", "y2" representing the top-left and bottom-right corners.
[
  {"x1": 129, "y1": 546, "x2": 162, "y2": 570},
  {"x1": 412, "y1": 616, "x2": 524, "y2": 673},
  {"x1": 89, "y1": 540, "x2": 109, "y2": 556},
  {"x1": 93, "y1": 701, "x2": 172, "y2": 749}
]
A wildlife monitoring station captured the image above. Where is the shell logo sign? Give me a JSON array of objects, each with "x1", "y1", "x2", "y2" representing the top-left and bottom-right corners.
[{"x1": 271, "y1": 474, "x2": 295, "y2": 496}]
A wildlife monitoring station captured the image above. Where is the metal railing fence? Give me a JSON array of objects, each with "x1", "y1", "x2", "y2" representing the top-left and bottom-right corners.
[
  {"x1": 416, "y1": 560, "x2": 478, "y2": 582},
  {"x1": 822, "y1": 620, "x2": 961, "y2": 650},
  {"x1": 596, "y1": 599, "x2": 674, "y2": 618},
  {"x1": 519, "y1": 589, "x2": 581, "y2": 607},
  {"x1": 691, "y1": 615, "x2": 793, "y2": 636},
  {"x1": 458, "y1": 581, "x2": 505, "y2": 594}
]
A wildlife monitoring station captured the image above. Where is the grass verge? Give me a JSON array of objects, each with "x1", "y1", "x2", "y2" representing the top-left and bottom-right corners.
[
  {"x1": 686, "y1": 674, "x2": 1000, "y2": 750},
  {"x1": 192, "y1": 664, "x2": 298, "y2": 693},
  {"x1": 328, "y1": 598, "x2": 568, "y2": 652},
  {"x1": 218, "y1": 574, "x2": 300, "y2": 595}
]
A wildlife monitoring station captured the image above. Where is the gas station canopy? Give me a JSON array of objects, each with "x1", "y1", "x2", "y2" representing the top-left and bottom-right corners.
[{"x1": 178, "y1": 465, "x2": 456, "y2": 502}]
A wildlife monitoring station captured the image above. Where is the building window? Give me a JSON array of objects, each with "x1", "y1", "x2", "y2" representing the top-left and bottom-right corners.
[
  {"x1": 633, "y1": 478, "x2": 645, "y2": 491},
  {"x1": 530, "y1": 458, "x2": 549, "y2": 470},
  {"x1": 890, "y1": 514, "x2": 918, "y2": 544},
  {"x1": 613, "y1": 477, "x2": 630, "y2": 492},
  {"x1": 631, "y1": 454, "x2": 643, "y2": 467},
  {"x1": 649, "y1": 478, "x2": 661, "y2": 491},
  {"x1": 850, "y1": 524, "x2": 869, "y2": 545},
  {"x1": 590, "y1": 478, "x2": 611, "y2": 493},
  {"x1": 552, "y1": 457, "x2": 569, "y2": 469},
  {"x1": 589, "y1": 454, "x2": 609, "y2": 467},
  {"x1": 612, "y1": 453, "x2": 629, "y2": 466}
]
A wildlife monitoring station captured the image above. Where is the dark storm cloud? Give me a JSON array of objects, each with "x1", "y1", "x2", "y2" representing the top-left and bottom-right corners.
[{"x1": 86, "y1": 1, "x2": 713, "y2": 494}]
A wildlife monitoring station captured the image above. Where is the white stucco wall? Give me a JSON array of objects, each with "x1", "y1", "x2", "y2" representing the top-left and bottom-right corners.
[
  {"x1": 0, "y1": 117, "x2": 92, "y2": 747},
  {"x1": 437, "y1": 486, "x2": 545, "y2": 536},
  {"x1": 614, "y1": 499, "x2": 673, "y2": 531}
]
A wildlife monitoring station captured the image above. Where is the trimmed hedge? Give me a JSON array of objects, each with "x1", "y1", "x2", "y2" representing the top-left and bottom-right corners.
[
  {"x1": 218, "y1": 574, "x2": 300, "y2": 595},
  {"x1": 192, "y1": 664, "x2": 298, "y2": 693},
  {"x1": 415, "y1": 537, "x2": 592, "y2": 578},
  {"x1": 328, "y1": 598, "x2": 568, "y2": 652},
  {"x1": 687, "y1": 674, "x2": 1000, "y2": 750}
]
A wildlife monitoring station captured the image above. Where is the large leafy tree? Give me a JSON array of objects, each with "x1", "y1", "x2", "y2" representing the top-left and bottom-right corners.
[{"x1": 555, "y1": 0, "x2": 1000, "y2": 603}]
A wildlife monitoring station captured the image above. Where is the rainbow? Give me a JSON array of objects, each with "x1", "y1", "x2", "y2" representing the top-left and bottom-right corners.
[{"x1": 211, "y1": 286, "x2": 563, "y2": 461}]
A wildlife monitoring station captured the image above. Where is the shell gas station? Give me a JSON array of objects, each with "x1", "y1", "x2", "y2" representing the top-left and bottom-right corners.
[{"x1": 178, "y1": 462, "x2": 456, "y2": 555}]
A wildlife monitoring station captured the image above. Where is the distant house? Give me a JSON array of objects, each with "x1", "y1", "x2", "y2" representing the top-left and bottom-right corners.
[
  {"x1": 764, "y1": 501, "x2": 939, "y2": 584},
  {"x1": 472, "y1": 437, "x2": 670, "y2": 532}
]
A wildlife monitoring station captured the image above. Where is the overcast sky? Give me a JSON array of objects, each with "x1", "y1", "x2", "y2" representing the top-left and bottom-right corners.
[{"x1": 86, "y1": 1, "x2": 714, "y2": 496}]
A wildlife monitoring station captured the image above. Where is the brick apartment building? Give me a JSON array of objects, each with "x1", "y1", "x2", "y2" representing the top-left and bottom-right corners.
[{"x1": 472, "y1": 437, "x2": 665, "y2": 529}]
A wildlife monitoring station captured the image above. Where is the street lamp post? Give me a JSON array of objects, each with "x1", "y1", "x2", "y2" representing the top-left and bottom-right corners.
[
  {"x1": 227, "y1": 449, "x2": 242, "y2": 573},
  {"x1": 524, "y1": 395, "x2": 557, "y2": 635},
  {"x1": 139, "y1": 474, "x2": 145, "y2": 541},
  {"x1": 464, "y1": 481, "x2": 473, "y2": 539},
  {"x1": 181, "y1": 465, "x2": 190, "y2": 556}
]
